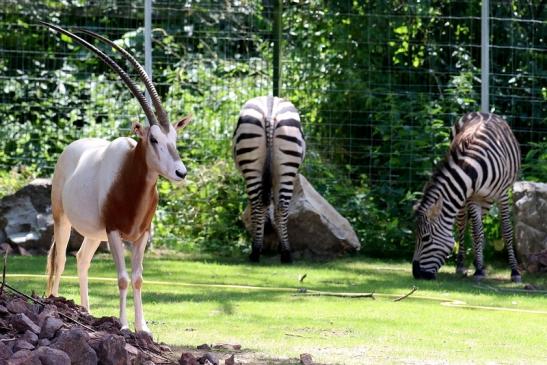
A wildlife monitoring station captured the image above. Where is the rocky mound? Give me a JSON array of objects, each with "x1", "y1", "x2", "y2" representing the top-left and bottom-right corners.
[{"x1": 0, "y1": 290, "x2": 177, "y2": 364}]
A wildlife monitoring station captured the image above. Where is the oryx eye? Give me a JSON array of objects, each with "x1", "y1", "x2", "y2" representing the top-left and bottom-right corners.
[{"x1": 150, "y1": 136, "x2": 158, "y2": 144}]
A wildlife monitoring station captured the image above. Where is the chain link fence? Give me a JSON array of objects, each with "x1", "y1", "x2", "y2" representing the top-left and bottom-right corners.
[{"x1": 1, "y1": 0, "x2": 545, "y2": 255}]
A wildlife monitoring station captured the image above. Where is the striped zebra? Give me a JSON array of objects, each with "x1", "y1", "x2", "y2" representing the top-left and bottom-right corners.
[
  {"x1": 413, "y1": 112, "x2": 522, "y2": 282},
  {"x1": 233, "y1": 96, "x2": 305, "y2": 263}
]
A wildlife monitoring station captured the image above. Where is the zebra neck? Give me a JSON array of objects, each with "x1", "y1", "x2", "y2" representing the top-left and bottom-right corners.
[{"x1": 424, "y1": 183, "x2": 466, "y2": 221}]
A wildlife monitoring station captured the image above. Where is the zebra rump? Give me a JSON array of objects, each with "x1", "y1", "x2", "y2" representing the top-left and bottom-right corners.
[
  {"x1": 233, "y1": 96, "x2": 305, "y2": 263},
  {"x1": 413, "y1": 112, "x2": 522, "y2": 282}
]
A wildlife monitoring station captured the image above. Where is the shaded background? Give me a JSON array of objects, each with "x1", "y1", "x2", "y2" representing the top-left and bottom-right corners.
[{"x1": 0, "y1": 0, "x2": 545, "y2": 260}]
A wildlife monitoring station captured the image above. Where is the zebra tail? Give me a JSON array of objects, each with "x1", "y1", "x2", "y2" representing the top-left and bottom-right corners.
[
  {"x1": 262, "y1": 150, "x2": 272, "y2": 206},
  {"x1": 262, "y1": 95, "x2": 275, "y2": 207}
]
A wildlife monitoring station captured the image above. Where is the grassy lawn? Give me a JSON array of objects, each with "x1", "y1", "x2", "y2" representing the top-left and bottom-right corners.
[{"x1": 4, "y1": 254, "x2": 546, "y2": 365}]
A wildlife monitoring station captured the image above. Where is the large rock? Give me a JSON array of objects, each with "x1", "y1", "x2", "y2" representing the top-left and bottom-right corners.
[
  {"x1": 0, "y1": 179, "x2": 100, "y2": 253},
  {"x1": 51, "y1": 328, "x2": 98, "y2": 365},
  {"x1": 243, "y1": 174, "x2": 361, "y2": 259},
  {"x1": 513, "y1": 181, "x2": 547, "y2": 270},
  {"x1": 33, "y1": 346, "x2": 71, "y2": 365}
]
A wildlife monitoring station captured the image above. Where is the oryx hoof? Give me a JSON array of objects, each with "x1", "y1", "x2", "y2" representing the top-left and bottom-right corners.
[{"x1": 136, "y1": 324, "x2": 152, "y2": 337}]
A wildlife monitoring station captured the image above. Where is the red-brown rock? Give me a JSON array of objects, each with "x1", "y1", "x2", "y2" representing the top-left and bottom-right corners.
[
  {"x1": 34, "y1": 346, "x2": 71, "y2": 365},
  {"x1": 179, "y1": 352, "x2": 198, "y2": 365},
  {"x1": 51, "y1": 328, "x2": 98, "y2": 365},
  {"x1": 10, "y1": 313, "x2": 40, "y2": 334}
]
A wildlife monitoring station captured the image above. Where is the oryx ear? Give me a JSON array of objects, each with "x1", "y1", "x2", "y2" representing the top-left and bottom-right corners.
[
  {"x1": 426, "y1": 196, "x2": 443, "y2": 220},
  {"x1": 173, "y1": 115, "x2": 192, "y2": 131},
  {"x1": 132, "y1": 121, "x2": 145, "y2": 138}
]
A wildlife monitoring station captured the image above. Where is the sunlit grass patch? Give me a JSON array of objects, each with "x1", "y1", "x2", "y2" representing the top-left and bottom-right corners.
[{"x1": 4, "y1": 255, "x2": 547, "y2": 364}]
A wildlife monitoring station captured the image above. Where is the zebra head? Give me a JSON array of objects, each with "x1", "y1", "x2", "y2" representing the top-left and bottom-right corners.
[{"x1": 413, "y1": 195, "x2": 454, "y2": 280}]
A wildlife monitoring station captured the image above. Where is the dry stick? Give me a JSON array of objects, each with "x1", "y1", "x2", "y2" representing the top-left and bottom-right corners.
[
  {"x1": 474, "y1": 284, "x2": 547, "y2": 294},
  {"x1": 285, "y1": 333, "x2": 310, "y2": 338},
  {"x1": 0, "y1": 251, "x2": 7, "y2": 296},
  {"x1": 393, "y1": 286, "x2": 417, "y2": 302},
  {"x1": 294, "y1": 289, "x2": 375, "y2": 299}
]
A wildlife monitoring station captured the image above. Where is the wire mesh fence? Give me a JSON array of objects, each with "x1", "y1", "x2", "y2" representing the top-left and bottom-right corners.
[{"x1": 0, "y1": 0, "x2": 545, "y2": 255}]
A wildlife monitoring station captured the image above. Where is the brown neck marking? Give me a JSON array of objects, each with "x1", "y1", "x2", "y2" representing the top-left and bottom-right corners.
[{"x1": 103, "y1": 139, "x2": 158, "y2": 241}]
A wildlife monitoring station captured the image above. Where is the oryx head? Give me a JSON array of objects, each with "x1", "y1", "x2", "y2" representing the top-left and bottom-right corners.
[{"x1": 41, "y1": 22, "x2": 191, "y2": 182}]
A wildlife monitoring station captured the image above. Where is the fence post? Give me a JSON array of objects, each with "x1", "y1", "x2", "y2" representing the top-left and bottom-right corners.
[
  {"x1": 144, "y1": 0, "x2": 153, "y2": 107},
  {"x1": 481, "y1": 0, "x2": 489, "y2": 113},
  {"x1": 272, "y1": 0, "x2": 282, "y2": 97}
]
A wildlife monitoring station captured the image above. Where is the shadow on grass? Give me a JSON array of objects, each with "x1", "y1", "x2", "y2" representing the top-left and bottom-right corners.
[
  {"x1": 4, "y1": 255, "x2": 546, "y2": 307},
  {"x1": 171, "y1": 346, "x2": 304, "y2": 365}
]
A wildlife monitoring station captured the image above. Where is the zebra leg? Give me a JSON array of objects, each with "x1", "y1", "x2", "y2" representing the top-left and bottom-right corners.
[
  {"x1": 249, "y1": 200, "x2": 266, "y2": 263},
  {"x1": 499, "y1": 195, "x2": 522, "y2": 283},
  {"x1": 274, "y1": 198, "x2": 292, "y2": 264},
  {"x1": 468, "y1": 203, "x2": 486, "y2": 280},
  {"x1": 455, "y1": 207, "x2": 468, "y2": 276}
]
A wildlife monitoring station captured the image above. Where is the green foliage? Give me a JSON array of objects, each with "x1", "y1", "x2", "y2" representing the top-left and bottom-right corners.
[
  {"x1": 523, "y1": 141, "x2": 547, "y2": 182},
  {"x1": 154, "y1": 159, "x2": 248, "y2": 255},
  {"x1": 0, "y1": 1, "x2": 544, "y2": 259},
  {"x1": 0, "y1": 167, "x2": 36, "y2": 196}
]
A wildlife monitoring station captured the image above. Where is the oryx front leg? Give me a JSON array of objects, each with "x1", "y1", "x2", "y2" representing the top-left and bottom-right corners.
[
  {"x1": 131, "y1": 231, "x2": 150, "y2": 334},
  {"x1": 107, "y1": 231, "x2": 130, "y2": 330},
  {"x1": 76, "y1": 238, "x2": 102, "y2": 311}
]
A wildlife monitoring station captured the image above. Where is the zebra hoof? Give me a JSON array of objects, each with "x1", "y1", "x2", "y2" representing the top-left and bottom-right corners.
[
  {"x1": 280, "y1": 251, "x2": 293, "y2": 264},
  {"x1": 456, "y1": 266, "x2": 468, "y2": 277},
  {"x1": 249, "y1": 251, "x2": 261, "y2": 263},
  {"x1": 511, "y1": 270, "x2": 522, "y2": 283},
  {"x1": 473, "y1": 269, "x2": 486, "y2": 282}
]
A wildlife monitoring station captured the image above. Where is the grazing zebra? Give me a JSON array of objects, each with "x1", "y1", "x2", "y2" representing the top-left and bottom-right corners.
[
  {"x1": 233, "y1": 96, "x2": 305, "y2": 263},
  {"x1": 413, "y1": 112, "x2": 522, "y2": 282}
]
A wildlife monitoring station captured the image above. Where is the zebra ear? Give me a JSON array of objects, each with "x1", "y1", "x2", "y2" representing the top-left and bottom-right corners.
[{"x1": 426, "y1": 197, "x2": 443, "y2": 220}]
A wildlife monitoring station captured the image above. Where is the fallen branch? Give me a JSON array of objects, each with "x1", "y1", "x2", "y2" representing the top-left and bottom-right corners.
[
  {"x1": 393, "y1": 286, "x2": 417, "y2": 302},
  {"x1": 294, "y1": 288, "x2": 375, "y2": 299},
  {"x1": 474, "y1": 284, "x2": 547, "y2": 294},
  {"x1": 0, "y1": 251, "x2": 7, "y2": 296},
  {"x1": 285, "y1": 333, "x2": 309, "y2": 338}
]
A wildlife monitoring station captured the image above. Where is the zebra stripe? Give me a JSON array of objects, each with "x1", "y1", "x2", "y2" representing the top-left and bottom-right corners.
[
  {"x1": 233, "y1": 96, "x2": 306, "y2": 263},
  {"x1": 413, "y1": 112, "x2": 522, "y2": 282}
]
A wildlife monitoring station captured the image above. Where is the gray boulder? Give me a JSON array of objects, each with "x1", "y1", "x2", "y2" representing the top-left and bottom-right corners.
[
  {"x1": 243, "y1": 174, "x2": 361, "y2": 259},
  {"x1": 0, "y1": 179, "x2": 102, "y2": 253},
  {"x1": 513, "y1": 181, "x2": 547, "y2": 270}
]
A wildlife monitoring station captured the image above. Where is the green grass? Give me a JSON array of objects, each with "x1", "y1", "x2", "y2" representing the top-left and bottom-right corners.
[{"x1": 4, "y1": 254, "x2": 547, "y2": 365}]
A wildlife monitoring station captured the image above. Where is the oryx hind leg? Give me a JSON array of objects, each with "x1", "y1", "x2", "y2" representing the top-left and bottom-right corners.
[
  {"x1": 76, "y1": 238, "x2": 102, "y2": 311},
  {"x1": 47, "y1": 214, "x2": 71, "y2": 296}
]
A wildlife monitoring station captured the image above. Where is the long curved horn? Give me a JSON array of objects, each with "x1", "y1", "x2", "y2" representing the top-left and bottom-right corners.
[
  {"x1": 39, "y1": 21, "x2": 159, "y2": 127},
  {"x1": 75, "y1": 28, "x2": 169, "y2": 132}
]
